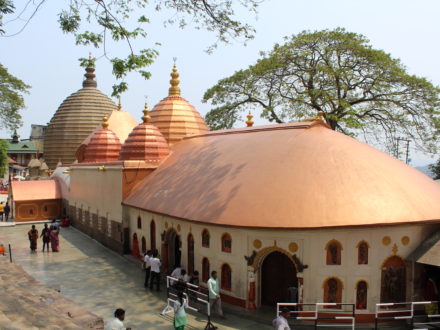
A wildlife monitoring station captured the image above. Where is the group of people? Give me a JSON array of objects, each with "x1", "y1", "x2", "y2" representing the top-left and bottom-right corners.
[
  {"x1": 27, "y1": 223, "x2": 60, "y2": 252},
  {"x1": 0, "y1": 201, "x2": 10, "y2": 221},
  {"x1": 142, "y1": 250, "x2": 162, "y2": 291},
  {"x1": 171, "y1": 269, "x2": 225, "y2": 329}
]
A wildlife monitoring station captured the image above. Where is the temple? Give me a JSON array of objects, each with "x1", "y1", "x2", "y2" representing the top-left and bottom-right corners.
[{"x1": 8, "y1": 62, "x2": 440, "y2": 321}]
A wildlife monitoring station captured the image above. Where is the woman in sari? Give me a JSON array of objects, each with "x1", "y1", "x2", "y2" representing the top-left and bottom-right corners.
[
  {"x1": 50, "y1": 226, "x2": 60, "y2": 252},
  {"x1": 27, "y1": 225, "x2": 38, "y2": 252}
]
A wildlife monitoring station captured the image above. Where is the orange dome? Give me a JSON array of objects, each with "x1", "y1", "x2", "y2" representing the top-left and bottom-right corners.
[
  {"x1": 83, "y1": 117, "x2": 122, "y2": 163},
  {"x1": 124, "y1": 121, "x2": 440, "y2": 229},
  {"x1": 150, "y1": 65, "x2": 209, "y2": 145},
  {"x1": 120, "y1": 105, "x2": 170, "y2": 163}
]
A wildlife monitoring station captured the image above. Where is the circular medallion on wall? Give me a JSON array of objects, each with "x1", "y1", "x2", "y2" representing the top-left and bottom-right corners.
[
  {"x1": 289, "y1": 242, "x2": 298, "y2": 253},
  {"x1": 401, "y1": 236, "x2": 410, "y2": 246},
  {"x1": 253, "y1": 239, "x2": 262, "y2": 249},
  {"x1": 165, "y1": 222, "x2": 168, "y2": 229},
  {"x1": 382, "y1": 236, "x2": 391, "y2": 246},
  {"x1": 177, "y1": 224, "x2": 181, "y2": 232}
]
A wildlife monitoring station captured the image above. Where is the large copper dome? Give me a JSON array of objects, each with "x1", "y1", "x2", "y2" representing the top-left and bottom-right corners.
[
  {"x1": 120, "y1": 105, "x2": 170, "y2": 163},
  {"x1": 124, "y1": 121, "x2": 440, "y2": 228},
  {"x1": 43, "y1": 64, "x2": 117, "y2": 168},
  {"x1": 150, "y1": 65, "x2": 209, "y2": 145}
]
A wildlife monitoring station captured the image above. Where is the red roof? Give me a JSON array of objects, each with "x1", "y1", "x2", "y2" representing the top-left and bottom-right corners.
[{"x1": 11, "y1": 180, "x2": 61, "y2": 202}]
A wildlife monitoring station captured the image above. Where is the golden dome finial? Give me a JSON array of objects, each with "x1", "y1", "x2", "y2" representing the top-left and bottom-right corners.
[
  {"x1": 142, "y1": 103, "x2": 151, "y2": 123},
  {"x1": 315, "y1": 110, "x2": 325, "y2": 121},
  {"x1": 168, "y1": 61, "x2": 181, "y2": 96},
  {"x1": 102, "y1": 116, "x2": 109, "y2": 129},
  {"x1": 246, "y1": 111, "x2": 254, "y2": 127}
]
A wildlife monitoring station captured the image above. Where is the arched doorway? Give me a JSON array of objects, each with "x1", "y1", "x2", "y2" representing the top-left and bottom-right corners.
[
  {"x1": 164, "y1": 229, "x2": 181, "y2": 272},
  {"x1": 132, "y1": 233, "x2": 140, "y2": 259},
  {"x1": 261, "y1": 251, "x2": 297, "y2": 306},
  {"x1": 141, "y1": 236, "x2": 147, "y2": 254},
  {"x1": 187, "y1": 234, "x2": 195, "y2": 275},
  {"x1": 150, "y1": 220, "x2": 156, "y2": 250},
  {"x1": 380, "y1": 256, "x2": 406, "y2": 303}
]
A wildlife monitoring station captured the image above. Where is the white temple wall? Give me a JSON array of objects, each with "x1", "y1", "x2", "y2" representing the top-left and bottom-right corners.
[
  {"x1": 69, "y1": 166, "x2": 123, "y2": 223},
  {"x1": 124, "y1": 205, "x2": 431, "y2": 312}
]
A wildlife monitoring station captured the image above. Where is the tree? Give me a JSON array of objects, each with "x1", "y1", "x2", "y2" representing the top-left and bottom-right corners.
[
  {"x1": 0, "y1": 140, "x2": 8, "y2": 178},
  {"x1": 430, "y1": 158, "x2": 440, "y2": 180},
  {"x1": 1, "y1": 0, "x2": 260, "y2": 96},
  {"x1": 0, "y1": 63, "x2": 30, "y2": 130},
  {"x1": 203, "y1": 28, "x2": 440, "y2": 154}
]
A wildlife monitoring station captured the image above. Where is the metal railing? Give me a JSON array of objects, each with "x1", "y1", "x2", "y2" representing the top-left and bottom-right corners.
[
  {"x1": 375, "y1": 301, "x2": 440, "y2": 329},
  {"x1": 161, "y1": 275, "x2": 216, "y2": 330},
  {"x1": 277, "y1": 302, "x2": 355, "y2": 330}
]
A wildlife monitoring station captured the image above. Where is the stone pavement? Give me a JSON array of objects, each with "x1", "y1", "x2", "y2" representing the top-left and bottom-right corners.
[
  {"x1": 0, "y1": 258, "x2": 103, "y2": 329},
  {"x1": 0, "y1": 225, "x2": 273, "y2": 330}
]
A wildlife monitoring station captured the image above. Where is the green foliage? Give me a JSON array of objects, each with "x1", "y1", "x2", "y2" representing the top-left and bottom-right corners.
[
  {"x1": 1, "y1": 0, "x2": 260, "y2": 96},
  {"x1": 430, "y1": 158, "x2": 440, "y2": 180},
  {"x1": 0, "y1": 0, "x2": 14, "y2": 34},
  {"x1": 0, "y1": 63, "x2": 30, "y2": 130},
  {"x1": 53, "y1": 0, "x2": 260, "y2": 96},
  {"x1": 203, "y1": 28, "x2": 440, "y2": 153},
  {"x1": 0, "y1": 140, "x2": 8, "y2": 178}
]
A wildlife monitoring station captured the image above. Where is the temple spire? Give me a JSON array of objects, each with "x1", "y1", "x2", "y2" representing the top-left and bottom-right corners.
[
  {"x1": 246, "y1": 111, "x2": 254, "y2": 127},
  {"x1": 142, "y1": 103, "x2": 151, "y2": 123},
  {"x1": 168, "y1": 62, "x2": 181, "y2": 96},
  {"x1": 83, "y1": 53, "x2": 97, "y2": 88},
  {"x1": 102, "y1": 115, "x2": 109, "y2": 129}
]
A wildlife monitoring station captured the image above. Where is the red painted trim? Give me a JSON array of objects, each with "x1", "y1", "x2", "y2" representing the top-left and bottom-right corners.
[{"x1": 220, "y1": 292, "x2": 246, "y2": 308}]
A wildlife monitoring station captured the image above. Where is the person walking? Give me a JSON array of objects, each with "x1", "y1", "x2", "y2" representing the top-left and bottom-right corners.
[
  {"x1": 0, "y1": 202, "x2": 4, "y2": 221},
  {"x1": 4, "y1": 202, "x2": 10, "y2": 221},
  {"x1": 50, "y1": 225, "x2": 60, "y2": 252},
  {"x1": 272, "y1": 307, "x2": 291, "y2": 330},
  {"x1": 173, "y1": 290, "x2": 188, "y2": 330},
  {"x1": 40, "y1": 224, "x2": 51, "y2": 252},
  {"x1": 208, "y1": 270, "x2": 225, "y2": 318},
  {"x1": 144, "y1": 250, "x2": 152, "y2": 288},
  {"x1": 149, "y1": 249, "x2": 161, "y2": 291},
  {"x1": 105, "y1": 308, "x2": 131, "y2": 330},
  {"x1": 27, "y1": 225, "x2": 39, "y2": 252}
]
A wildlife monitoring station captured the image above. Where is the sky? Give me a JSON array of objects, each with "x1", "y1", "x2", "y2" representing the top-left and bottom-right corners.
[{"x1": 1, "y1": 0, "x2": 439, "y2": 166}]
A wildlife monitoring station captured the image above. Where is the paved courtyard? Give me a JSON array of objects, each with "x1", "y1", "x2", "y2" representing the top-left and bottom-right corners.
[{"x1": 0, "y1": 224, "x2": 273, "y2": 329}]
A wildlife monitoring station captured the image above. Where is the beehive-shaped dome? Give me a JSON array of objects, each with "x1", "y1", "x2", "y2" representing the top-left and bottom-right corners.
[
  {"x1": 83, "y1": 116, "x2": 122, "y2": 163},
  {"x1": 150, "y1": 64, "x2": 209, "y2": 145},
  {"x1": 43, "y1": 61, "x2": 117, "y2": 168},
  {"x1": 75, "y1": 104, "x2": 138, "y2": 162},
  {"x1": 120, "y1": 104, "x2": 170, "y2": 163}
]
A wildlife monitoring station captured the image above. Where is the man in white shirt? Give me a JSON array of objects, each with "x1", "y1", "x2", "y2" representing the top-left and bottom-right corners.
[
  {"x1": 170, "y1": 266, "x2": 182, "y2": 286},
  {"x1": 105, "y1": 308, "x2": 131, "y2": 330},
  {"x1": 143, "y1": 250, "x2": 152, "y2": 288},
  {"x1": 208, "y1": 270, "x2": 225, "y2": 318},
  {"x1": 149, "y1": 250, "x2": 161, "y2": 291},
  {"x1": 272, "y1": 307, "x2": 291, "y2": 330},
  {"x1": 171, "y1": 266, "x2": 182, "y2": 279}
]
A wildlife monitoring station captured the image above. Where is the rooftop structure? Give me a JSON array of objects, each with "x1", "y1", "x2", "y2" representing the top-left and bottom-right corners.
[
  {"x1": 150, "y1": 65, "x2": 209, "y2": 145},
  {"x1": 43, "y1": 60, "x2": 117, "y2": 168}
]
